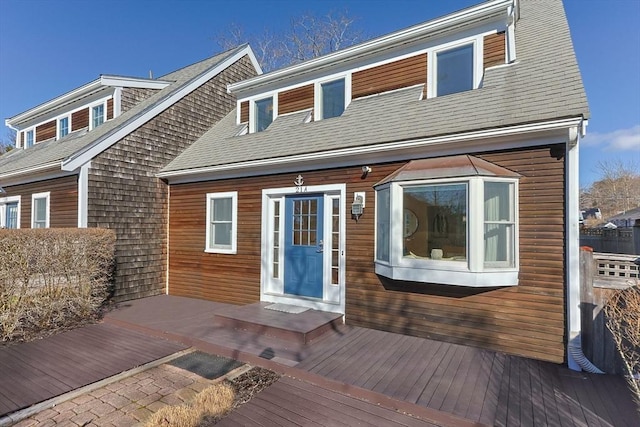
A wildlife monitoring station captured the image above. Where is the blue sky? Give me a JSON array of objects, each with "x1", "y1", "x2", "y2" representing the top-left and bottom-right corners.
[{"x1": 0, "y1": 0, "x2": 638, "y2": 187}]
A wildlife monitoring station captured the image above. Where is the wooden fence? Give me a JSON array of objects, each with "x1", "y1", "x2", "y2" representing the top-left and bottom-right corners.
[{"x1": 580, "y1": 248, "x2": 639, "y2": 374}]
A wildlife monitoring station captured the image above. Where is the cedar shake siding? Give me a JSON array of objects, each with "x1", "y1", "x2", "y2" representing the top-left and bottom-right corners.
[
  {"x1": 168, "y1": 144, "x2": 566, "y2": 363},
  {"x1": 2, "y1": 175, "x2": 78, "y2": 228},
  {"x1": 88, "y1": 55, "x2": 258, "y2": 302},
  {"x1": 120, "y1": 88, "x2": 160, "y2": 114}
]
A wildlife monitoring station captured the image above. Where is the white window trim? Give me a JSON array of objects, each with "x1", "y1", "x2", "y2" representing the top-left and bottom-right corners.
[
  {"x1": 24, "y1": 128, "x2": 35, "y2": 149},
  {"x1": 31, "y1": 191, "x2": 50, "y2": 229},
  {"x1": 57, "y1": 115, "x2": 71, "y2": 139},
  {"x1": 205, "y1": 191, "x2": 238, "y2": 254},
  {"x1": 90, "y1": 101, "x2": 107, "y2": 130},
  {"x1": 249, "y1": 95, "x2": 277, "y2": 133},
  {"x1": 374, "y1": 176, "x2": 519, "y2": 287},
  {"x1": 313, "y1": 74, "x2": 351, "y2": 121},
  {"x1": 0, "y1": 195, "x2": 21, "y2": 229},
  {"x1": 426, "y1": 35, "x2": 484, "y2": 99}
]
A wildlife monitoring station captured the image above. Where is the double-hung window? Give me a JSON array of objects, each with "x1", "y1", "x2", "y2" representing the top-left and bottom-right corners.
[
  {"x1": 320, "y1": 78, "x2": 345, "y2": 119},
  {"x1": 428, "y1": 38, "x2": 481, "y2": 98},
  {"x1": 25, "y1": 129, "x2": 34, "y2": 148},
  {"x1": 253, "y1": 97, "x2": 273, "y2": 133},
  {"x1": 58, "y1": 116, "x2": 70, "y2": 138},
  {"x1": 31, "y1": 192, "x2": 50, "y2": 229},
  {"x1": 205, "y1": 192, "x2": 238, "y2": 254},
  {"x1": 91, "y1": 104, "x2": 105, "y2": 129},
  {"x1": 374, "y1": 156, "x2": 519, "y2": 287},
  {"x1": 0, "y1": 196, "x2": 21, "y2": 229}
]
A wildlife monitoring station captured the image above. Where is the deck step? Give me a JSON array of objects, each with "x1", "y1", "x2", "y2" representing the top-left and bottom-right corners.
[{"x1": 214, "y1": 302, "x2": 343, "y2": 344}]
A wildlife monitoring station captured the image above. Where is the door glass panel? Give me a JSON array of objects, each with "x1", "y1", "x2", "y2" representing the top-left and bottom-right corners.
[{"x1": 291, "y1": 197, "x2": 319, "y2": 247}]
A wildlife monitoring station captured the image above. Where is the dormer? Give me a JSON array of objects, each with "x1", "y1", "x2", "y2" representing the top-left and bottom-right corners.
[
  {"x1": 229, "y1": 0, "x2": 518, "y2": 134},
  {"x1": 6, "y1": 75, "x2": 171, "y2": 149}
]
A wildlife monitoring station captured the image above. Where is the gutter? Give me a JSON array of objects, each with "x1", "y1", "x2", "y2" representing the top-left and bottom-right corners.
[{"x1": 0, "y1": 161, "x2": 61, "y2": 181}]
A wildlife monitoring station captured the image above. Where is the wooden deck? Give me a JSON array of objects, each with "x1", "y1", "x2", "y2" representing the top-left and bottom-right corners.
[
  {"x1": 105, "y1": 295, "x2": 639, "y2": 427},
  {"x1": 0, "y1": 323, "x2": 186, "y2": 417}
]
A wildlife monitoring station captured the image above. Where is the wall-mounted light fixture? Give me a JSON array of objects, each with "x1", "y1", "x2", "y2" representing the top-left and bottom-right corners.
[{"x1": 361, "y1": 165, "x2": 372, "y2": 178}]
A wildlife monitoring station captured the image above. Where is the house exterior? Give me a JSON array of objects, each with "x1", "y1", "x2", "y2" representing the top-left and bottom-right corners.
[
  {"x1": 0, "y1": 45, "x2": 261, "y2": 301},
  {"x1": 158, "y1": 0, "x2": 590, "y2": 367},
  {"x1": 607, "y1": 207, "x2": 640, "y2": 229}
]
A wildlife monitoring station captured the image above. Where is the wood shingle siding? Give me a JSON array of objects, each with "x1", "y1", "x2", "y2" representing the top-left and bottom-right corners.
[
  {"x1": 278, "y1": 84, "x2": 314, "y2": 115},
  {"x1": 352, "y1": 54, "x2": 427, "y2": 99},
  {"x1": 240, "y1": 100, "x2": 249, "y2": 123},
  {"x1": 121, "y1": 87, "x2": 159, "y2": 114},
  {"x1": 89, "y1": 55, "x2": 258, "y2": 302},
  {"x1": 72, "y1": 108, "x2": 89, "y2": 131},
  {"x1": 484, "y1": 32, "x2": 506, "y2": 68},
  {"x1": 36, "y1": 120, "x2": 56, "y2": 142},
  {"x1": 168, "y1": 144, "x2": 566, "y2": 363},
  {"x1": 107, "y1": 98, "x2": 114, "y2": 119},
  {"x1": 2, "y1": 175, "x2": 78, "y2": 228}
]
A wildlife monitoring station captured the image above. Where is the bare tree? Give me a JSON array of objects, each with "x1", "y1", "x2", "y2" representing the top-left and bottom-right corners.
[
  {"x1": 581, "y1": 159, "x2": 640, "y2": 219},
  {"x1": 216, "y1": 10, "x2": 364, "y2": 72},
  {"x1": 0, "y1": 129, "x2": 16, "y2": 155}
]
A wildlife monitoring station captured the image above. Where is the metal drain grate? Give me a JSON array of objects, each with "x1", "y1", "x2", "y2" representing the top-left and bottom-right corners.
[{"x1": 168, "y1": 351, "x2": 243, "y2": 380}]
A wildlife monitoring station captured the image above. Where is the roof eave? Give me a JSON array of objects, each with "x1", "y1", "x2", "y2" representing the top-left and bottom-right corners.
[{"x1": 228, "y1": 0, "x2": 512, "y2": 94}]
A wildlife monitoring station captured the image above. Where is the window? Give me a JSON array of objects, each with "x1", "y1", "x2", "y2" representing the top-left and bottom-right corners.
[
  {"x1": 26, "y1": 130, "x2": 34, "y2": 148},
  {"x1": 374, "y1": 157, "x2": 519, "y2": 287},
  {"x1": 91, "y1": 104, "x2": 105, "y2": 129},
  {"x1": 31, "y1": 192, "x2": 50, "y2": 229},
  {"x1": 205, "y1": 192, "x2": 237, "y2": 254},
  {"x1": 320, "y1": 78, "x2": 345, "y2": 119},
  {"x1": 253, "y1": 97, "x2": 273, "y2": 132},
  {"x1": 0, "y1": 196, "x2": 21, "y2": 229},
  {"x1": 58, "y1": 116, "x2": 69, "y2": 138},
  {"x1": 436, "y1": 44, "x2": 474, "y2": 96}
]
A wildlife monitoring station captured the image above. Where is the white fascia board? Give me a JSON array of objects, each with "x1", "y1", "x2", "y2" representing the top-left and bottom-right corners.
[
  {"x1": 100, "y1": 75, "x2": 171, "y2": 89},
  {"x1": 62, "y1": 46, "x2": 256, "y2": 172},
  {"x1": 157, "y1": 117, "x2": 583, "y2": 183},
  {"x1": 228, "y1": 0, "x2": 511, "y2": 94}
]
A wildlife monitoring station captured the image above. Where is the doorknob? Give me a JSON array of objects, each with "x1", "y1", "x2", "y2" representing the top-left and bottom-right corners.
[{"x1": 317, "y1": 240, "x2": 324, "y2": 253}]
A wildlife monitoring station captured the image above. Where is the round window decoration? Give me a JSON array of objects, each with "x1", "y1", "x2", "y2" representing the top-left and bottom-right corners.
[{"x1": 403, "y1": 209, "x2": 418, "y2": 238}]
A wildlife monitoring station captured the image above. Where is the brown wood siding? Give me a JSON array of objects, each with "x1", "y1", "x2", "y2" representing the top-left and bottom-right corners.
[
  {"x1": 89, "y1": 55, "x2": 258, "y2": 302},
  {"x1": 2, "y1": 175, "x2": 77, "y2": 229},
  {"x1": 352, "y1": 54, "x2": 427, "y2": 99},
  {"x1": 240, "y1": 100, "x2": 249, "y2": 123},
  {"x1": 20, "y1": 131, "x2": 25, "y2": 147},
  {"x1": 107, "y1": 98, "x2": 114, "y2": 119},
  {"x1": 484, "y1": 32, "x2": 506, "y2": 68},
  {"x1": 168, "y1": 144, "x2": 566, "y2": 363},
  {"x1": 72, "y1": 108, "x2": 89, "y2": 131},
  {"x1": 36, "y1": 120, "x2": 56, "y2": 142},
  {"x1": 278, "y1": 85, "x2": 314, "y2": 115}
]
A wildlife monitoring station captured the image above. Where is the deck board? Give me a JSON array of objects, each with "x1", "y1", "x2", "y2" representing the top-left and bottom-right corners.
[{"x1": 0, "y1": 323, "x2": 186, "y2": 417}]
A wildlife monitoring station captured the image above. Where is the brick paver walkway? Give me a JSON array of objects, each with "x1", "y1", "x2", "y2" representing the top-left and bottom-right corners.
[{"x1": 13, "y1": 363, "x2": 223, "y2": 427}]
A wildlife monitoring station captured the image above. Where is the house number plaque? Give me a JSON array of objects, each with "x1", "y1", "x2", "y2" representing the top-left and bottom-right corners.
[{"x1": 294, "y1": 175, "x2": 307, "y2": 193}]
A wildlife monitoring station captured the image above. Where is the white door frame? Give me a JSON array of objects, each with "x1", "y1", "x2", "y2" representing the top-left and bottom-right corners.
[{"x1": 260, "y1": 183, "x2": 346, "y2": 314}]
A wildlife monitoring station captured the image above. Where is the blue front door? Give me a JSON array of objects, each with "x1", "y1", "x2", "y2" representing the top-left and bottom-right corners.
[{"x1": 284, "y1": 194, "x2": 324, "y2": 298}]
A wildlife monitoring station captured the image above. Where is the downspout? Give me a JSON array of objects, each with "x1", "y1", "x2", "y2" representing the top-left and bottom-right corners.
[{"x1": 566, "y1": 121, "x2": 603, "y2": 373}]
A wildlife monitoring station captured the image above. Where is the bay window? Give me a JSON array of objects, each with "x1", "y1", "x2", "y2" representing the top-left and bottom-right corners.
[{"x1": 374, "y1": 156, "x2": 519, "y2": 287}]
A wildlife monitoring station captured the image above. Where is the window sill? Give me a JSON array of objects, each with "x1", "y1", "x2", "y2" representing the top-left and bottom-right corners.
[
  {"x1": 375, "y1": 261, "x2": 518, "y2": 287},
  {"x1": 204, "y1": 248, "x2": 236, "y2": 255}
]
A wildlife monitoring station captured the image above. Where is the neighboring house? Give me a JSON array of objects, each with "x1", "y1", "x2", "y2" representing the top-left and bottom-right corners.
[
  {"x1": 159, "y1": 0, "x2": 590, "y2": 368},
  {"x1": 606, "y1": 207, "x2": 640, "y2": 229},
  {"x1": 0, "y1": 45, "x2": 261, "y2": 300}
]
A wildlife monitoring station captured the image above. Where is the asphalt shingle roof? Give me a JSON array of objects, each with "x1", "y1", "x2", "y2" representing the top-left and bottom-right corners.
[
  {"x1": 162, "y1": 0, "x2": 589, "y2": 174},
  {"x1": 0, "y1": 45, "x2": 248, "y2": 178}
]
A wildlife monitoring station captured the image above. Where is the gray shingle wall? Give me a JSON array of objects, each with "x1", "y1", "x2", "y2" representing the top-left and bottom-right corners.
[
  {"x1": 87, "y1": 55, "x2": 257, "y2": 301},
  {"x1": 120, "y1": 88, "x2": 159, "y2": 114}
]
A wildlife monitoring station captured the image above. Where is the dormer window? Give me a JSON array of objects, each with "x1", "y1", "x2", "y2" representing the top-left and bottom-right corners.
[
  {"x1": 91, "y1": 104, "x2": 105, "y2": 129},
  {"x1": 253, "y1": 97, "x2": 273, "y2": 133},
  {"x1": 26, "y1": 130, "x2": 34, "y2": 148},
  {"x1": 58, "y1": 116, "x2": 69, "y2": 139},
  {"x1": 319, "y1": 78, "x2": 346, "y2": 119},
  {"x1": 436, "y1": 44, "x2": 474, "y2": 96}
]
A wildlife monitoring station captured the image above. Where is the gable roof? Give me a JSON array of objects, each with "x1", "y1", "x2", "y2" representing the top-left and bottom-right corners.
[
  {"x1": 160, "y1": 0, "x2": 589, "y2": 180},
  {"x1": 0, "y1": 45, "x2": 260, "y2": 181}
]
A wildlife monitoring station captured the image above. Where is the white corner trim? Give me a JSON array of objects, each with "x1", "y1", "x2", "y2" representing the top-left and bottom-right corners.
[
  {"x1": 77, "y1": 162, "x2": 90, "y2": 228},
  {"x1": 566, "y1": 125, "x2": 581, "y2": 371},
  {"x1": 62, "y1": 46, "x2": 256, "y2": 172}
]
